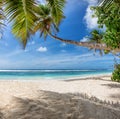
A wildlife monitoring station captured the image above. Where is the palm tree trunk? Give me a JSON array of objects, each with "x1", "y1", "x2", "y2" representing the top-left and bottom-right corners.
[{"x1": 48, "y1": 33, "x2": 114, "y2": 51}]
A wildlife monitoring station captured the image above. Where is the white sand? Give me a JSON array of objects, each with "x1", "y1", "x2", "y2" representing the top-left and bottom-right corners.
[{"x1": 0, "y1": 75, "x2": 120, "y2": 119}]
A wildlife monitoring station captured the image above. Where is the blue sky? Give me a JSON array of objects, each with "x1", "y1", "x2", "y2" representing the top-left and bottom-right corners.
[{"x1": 0, "y1": 0, "x2": 115, "y2": 69}]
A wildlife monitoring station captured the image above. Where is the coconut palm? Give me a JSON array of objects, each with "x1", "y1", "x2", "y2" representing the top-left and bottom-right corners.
[
  {"x1": 33, "y1": 4, "x2": 113, "y2": 52},
  {"x1": 46, "y1": 0, "x2": 66, "y2": 25},
  {"x1": 3, "y1": 0, "x2": 66, "y2": 48},
  {"x1": 0, "y1": 0, "x2": 119, "y2": 52},
  {"x1": 88, "y1": 30, "x2": 107, "y2": 55},
  {"x1": 4, "y1": 0, "x2": 38, "y2": 48},
  {"x1": 0, "y1": 1, "x2": 5, "y2": 32},
  {"x1": 98, "y1": 0, "x2": 120, "y2": 7},
  {"x1": 0, "y1": 0, "x2": 5, "y2": 40},
  {"x1": 89, "y1": 30, "x2": 103, "y2": 44},
  {"x1": 32, "y1": 4, "x2": 60, "y2": 40}
]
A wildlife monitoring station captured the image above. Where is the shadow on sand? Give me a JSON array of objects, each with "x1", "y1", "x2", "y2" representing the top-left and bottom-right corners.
[
  {"x1": 0, "y1": 90, "x2": 120, "y2": 119},
  {"x1": 110, "y1": 93, "x2": 120, "y2": 100},
  {"x1": 63, "y1": 76, "x2": 112, "y2": 82},
  {"x1": 101, "y1": 83, "x2": 120, "y2": 89},
  {"x1": 101, "y1": 83, "x2": 120, "y2": 101}
]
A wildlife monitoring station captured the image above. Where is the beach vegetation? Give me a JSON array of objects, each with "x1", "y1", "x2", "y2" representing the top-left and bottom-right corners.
[
  {"x1": 111, "y1": 64, "x2": 120, "y2": 82},
  {"x1": 92, "y1": 0, "x2": 120, "y2": 50}
]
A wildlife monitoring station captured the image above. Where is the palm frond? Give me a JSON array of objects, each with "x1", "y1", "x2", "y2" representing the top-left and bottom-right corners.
[
  {"x1": 0, "y1": 1, "x2": 5, "y2": 38},
  {"x1": 46, "y1": 0, "x2": 66, "y2": 25},
  {"x1": 4, "y1": 0, "x2": 38, "y2": 48},
  {"x1": 89, "y1": 30, "x2": 103, "y2": 43},
  {"x1": 33, "y1": 4, "x2": 60, "y2": 39},
  {"x1": 98, "y1": 0, "x2": 113, "y2": 6},
  {"x1": 0, "y1": 1, "x2": 4, "y2": 21},
  {"x1": 98, "y1": 0, "x2": 120, "y2": 7},
  {"x1": 89, "y1": 30, "x2": 104, "y2": 55}
]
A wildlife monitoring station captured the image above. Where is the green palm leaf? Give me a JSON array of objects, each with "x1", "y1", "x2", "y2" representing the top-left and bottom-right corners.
[
  {"x1": 33, "y1": 4, "x2": 59, "y2": 39},
  {"x1": 89, "y1": 30, "x2": 105, "y2": 55},
  {"x1": 46, "y1": 0, "x2": 66, "y2": 25},
  {"x1": 89, "y1": 30, "x2": 103, "y2": 43},
  {"x1": 98, "y1": 0, "x2": 120, "y2": 7},
  {"x1": 0, "y1": 0, "x2": 5, "y2": 38},
  {"x1": 0, "y1": 1, "x2": 5, "y2": 28},
  {"x1": 4, "y1": 0, "x2": 38, "y2": 48}
]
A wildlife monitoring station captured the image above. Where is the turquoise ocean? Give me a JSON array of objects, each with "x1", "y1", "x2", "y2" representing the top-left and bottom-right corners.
[{"x1": 0, "y1": 69, "x2": 112, "y2": 80}]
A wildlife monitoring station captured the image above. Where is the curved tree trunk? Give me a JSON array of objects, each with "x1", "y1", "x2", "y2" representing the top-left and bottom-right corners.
[{"x1": 48, "y1": 33, "x2": 114, "y2": 51}]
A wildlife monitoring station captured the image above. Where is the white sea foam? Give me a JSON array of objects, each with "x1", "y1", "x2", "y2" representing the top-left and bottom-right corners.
[{"x1": 0, "y1": 69, "x2": 111, "y2": 72}]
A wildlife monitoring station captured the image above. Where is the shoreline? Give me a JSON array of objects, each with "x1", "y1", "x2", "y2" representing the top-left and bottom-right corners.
[
  {"x1": 0, "y1": 73, "x2": 112, "y2": 81},
  {"x1": 0, "y1": 75, "x2": 112, "y2": 83}
]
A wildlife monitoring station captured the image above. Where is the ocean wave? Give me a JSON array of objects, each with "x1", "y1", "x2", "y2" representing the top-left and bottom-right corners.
[{"x1": 0, "y1": 69, "x2": 104, "y2": 72}]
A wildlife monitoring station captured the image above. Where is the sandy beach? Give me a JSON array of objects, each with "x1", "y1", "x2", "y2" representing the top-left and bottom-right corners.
[{"x1": 0, "y1": 75, "x2": 120, "y2": 119}]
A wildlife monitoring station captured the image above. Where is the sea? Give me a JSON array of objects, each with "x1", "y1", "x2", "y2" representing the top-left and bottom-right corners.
[{"x1": 0, "y1": 69, "x2": 112, "y2": 80}]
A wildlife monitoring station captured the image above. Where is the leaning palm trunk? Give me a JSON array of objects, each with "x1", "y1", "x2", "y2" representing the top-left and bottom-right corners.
[{"x1": 48, "y1": 33, "x2": 120, "y2": 52}]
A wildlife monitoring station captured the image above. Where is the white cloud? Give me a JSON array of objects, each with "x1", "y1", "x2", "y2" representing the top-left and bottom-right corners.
[
  {"x1": 84, "y1": 0, "x2": 98, "y2": 29},
  {"x1": 37, "y1": 46, "x2": 47, "y2": 52},
  {"x1": 31, "y1": 52, "x2": 114, "y2": 69},
  {"x1": 84, "y1": 0, "x2": 98, "y2": 5},
  {"x1": 81, "y1": 37, "x2": 89, "y2": 42},
  {"x1": 0, "y1": 49, "x2": 114, "y2": 69}
]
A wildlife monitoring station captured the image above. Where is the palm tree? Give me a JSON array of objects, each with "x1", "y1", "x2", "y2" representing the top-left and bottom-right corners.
[
  {"x1": 46, "y1": 0, "x2": 66, "y2": 26},
  {"x1": 4, "y1": 0, "x2": 38, "y2": 48},
  {"x1": 0, "y1": 0, "x2": 119, "y2": 52},
  {"x1": 32, "y1": 4, "x2": 113, "y2": 51},
  {"x1": 98, "y1": 0, "x2": 120, "y2": 7},
  {"x1": 0, "y1": 1, "x2": 5, "y2": 33},
  {"x1": 3, "y1": 0, "x2": 66, "y2": 48},
  {"x1": 88, "y1": 30, "x2": 109, "y2": 55},
  {"x1": 32, "y1": 4, "x2": 59, "y2": 40}
]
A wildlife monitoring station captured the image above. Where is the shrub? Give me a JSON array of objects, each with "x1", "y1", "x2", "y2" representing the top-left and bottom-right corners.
[{"x1": 111, "y1": 64, "x2": 120, "y2": 82}]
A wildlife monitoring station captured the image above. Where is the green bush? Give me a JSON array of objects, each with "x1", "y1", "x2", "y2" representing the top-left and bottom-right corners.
[{"x1": 111, "y1": 64, "x2": 120, "y2": 82}]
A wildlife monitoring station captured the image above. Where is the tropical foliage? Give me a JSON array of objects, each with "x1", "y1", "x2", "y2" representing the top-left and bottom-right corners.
[
  {"x1": 88, "y1": 30, "x2": 105, "y2": 55},
  {"x1": 96, "y1": 0, "x2": 120, "y2": 46},
  {"x1": 5, "y1": 0, "x2": 38, "y2": 47},
  {"x1": 46, "y1": 0, "x2": 66, "y2": 25},
  {"x1": 2, "y1": 0, "x2": 65, "y2": 48},
  {"x1": 111, "y1": 64, "x2": 120, "y2": 82},
  {"x1": 0, "y1": 0, "x2": 119, "y2": 52},
  {"x1": 0, "y1": 1, "x2": 4, "y2": 34},
  {"x1": 96, "y1": 0, "x2": 120, "y2": 81},
  {"x1": 33, "y1": 4, "x2": 60, "y2": 40},
  {"x1": 92, "y1": 1, "x2": 120, "y2": 49},
  {"x1": 98, "y1": 0, "x2": 120, "y2": 7}
]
